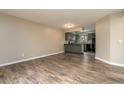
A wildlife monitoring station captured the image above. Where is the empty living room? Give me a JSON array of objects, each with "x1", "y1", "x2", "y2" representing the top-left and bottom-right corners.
[{"x1": 0, "y1": 9, "x2": 124, "y2": 84}]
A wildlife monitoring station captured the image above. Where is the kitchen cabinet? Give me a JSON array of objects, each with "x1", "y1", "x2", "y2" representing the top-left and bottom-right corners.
[{"x1": 64, "y1": 44, "x2": 83, "y2": 54}]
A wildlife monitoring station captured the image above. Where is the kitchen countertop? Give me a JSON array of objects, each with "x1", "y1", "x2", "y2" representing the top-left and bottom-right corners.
[{"x1": 64, "y1": 44, "x2": 83, "y2": 45}]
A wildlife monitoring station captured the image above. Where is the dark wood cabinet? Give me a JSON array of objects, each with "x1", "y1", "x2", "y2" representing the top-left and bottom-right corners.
[{"x1": 64, "y1": 44, "x2": 83, "y2": 54}]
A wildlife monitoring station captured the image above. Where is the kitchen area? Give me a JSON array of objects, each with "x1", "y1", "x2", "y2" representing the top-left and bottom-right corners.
[{"x1": 64, "y1": 26, "x2": 95, "y2": 54}]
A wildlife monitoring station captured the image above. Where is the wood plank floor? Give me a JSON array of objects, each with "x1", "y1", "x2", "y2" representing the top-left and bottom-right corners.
[{"x1": 0, "y1": 53, "x2": 124, "y2": 84}]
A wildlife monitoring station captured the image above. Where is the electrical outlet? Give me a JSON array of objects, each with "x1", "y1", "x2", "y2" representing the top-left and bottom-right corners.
[
  {"x1": 22, "y1": 53, "x2": 25, "y2": 57},
  {"x1": 119, "y1": 40, "x2": 123, "y2": 43}
]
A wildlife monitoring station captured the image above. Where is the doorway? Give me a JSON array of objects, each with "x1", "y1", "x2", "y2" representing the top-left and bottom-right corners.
[{"x1": 82, "y1": 28, "x2": 96, "y2": 53}]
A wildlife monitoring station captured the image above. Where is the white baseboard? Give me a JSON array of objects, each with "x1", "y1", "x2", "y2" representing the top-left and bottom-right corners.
[
  {"x1": 95, "y1": 57, "x2": 124, "y2": 67},
  {"x1": 0, "y1": 51, "x2": 64, "y2": 67},
  {"x1": 95, "y1": 57, "x2": 110, "y2": 64}
]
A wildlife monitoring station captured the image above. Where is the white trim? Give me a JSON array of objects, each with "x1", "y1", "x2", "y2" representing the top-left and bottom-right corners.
[
  {"x1": 95, "y1": 57, "x2": 110, "y2": 64},
  {"x1": 95, "y1": 57, "x2": 124, "y2": 67},
  {"x1": 0, "y1": 51, "x2": 64, "y2": 67}
]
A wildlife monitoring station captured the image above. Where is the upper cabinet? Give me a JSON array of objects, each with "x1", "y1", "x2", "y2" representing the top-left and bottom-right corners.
[{"x1": 65, "y1": 32, "x2": 83, "y2": 44}]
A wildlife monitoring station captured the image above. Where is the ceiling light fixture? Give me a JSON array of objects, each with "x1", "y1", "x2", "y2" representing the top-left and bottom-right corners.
[{"x1": 64, "y1": 23, "x2": 75, "y2": 28}]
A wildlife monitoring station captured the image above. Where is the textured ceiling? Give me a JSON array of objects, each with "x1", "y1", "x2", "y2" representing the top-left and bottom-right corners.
[{"x1": 0, "y1": 9, "x2": 121, "y2": 30}]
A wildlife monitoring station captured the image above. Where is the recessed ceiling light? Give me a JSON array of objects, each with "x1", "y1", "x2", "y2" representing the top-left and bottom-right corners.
[{"x1": 64, "y1": 23, "x2": 75, "y2": 28}]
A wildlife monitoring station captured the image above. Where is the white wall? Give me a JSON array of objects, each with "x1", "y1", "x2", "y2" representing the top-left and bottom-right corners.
[
  {"x1": 95, "y1": 16, "x2": 110, "y2": 61},
  {"x1": 0, "y1": 13, "x2": 64, "y2": 65},
  {"x1": 110, "y1": 12, "x2": 124, "y2": 64},
  {"x1": 95, "y1": 11, "x2": 124, "y2": 65}
]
